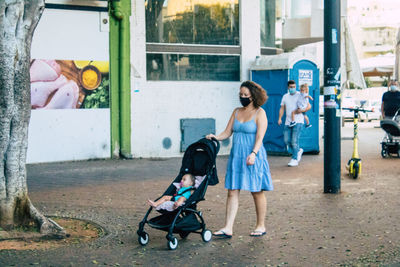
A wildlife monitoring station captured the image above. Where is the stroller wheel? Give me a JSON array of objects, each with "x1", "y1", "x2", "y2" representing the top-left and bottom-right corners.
[
  {"x1": 167, "y1": 236, "x2": 178, "y2": 250},
  {"x1": 138, "y1": 232, "x2": 149, "y2": 246},
  {"x1": 179, "y1": 231, "x2": 190, "y2": 239},
  {"x1": 202, "y1": 229, "x2": 212, "y2": 242},
  {"x1": 381, "y1": 149, "x2": 388, "y2": 158}
]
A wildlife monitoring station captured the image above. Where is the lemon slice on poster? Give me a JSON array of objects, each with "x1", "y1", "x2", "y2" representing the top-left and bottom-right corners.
[
  {"x1": 74, "y1": 60, "x2": 91, "y2": 69},
  {"x1": 74, "y1": 60, "x2": 109, "y2": 74},
  {"x1": 90, "y1": 61, "x2": 109, "y2": 74}
]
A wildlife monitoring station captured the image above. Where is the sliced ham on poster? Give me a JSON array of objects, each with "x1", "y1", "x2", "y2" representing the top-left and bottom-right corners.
[
  {"x1": 30, "y1": 59, "x2": 62, "y2": 82},
  {"x1": 41, "y1": 80, "x2": 79, "y2": 109},
  {"x1": 31, "y1": 74, "x2": 68, "y2": 108}
]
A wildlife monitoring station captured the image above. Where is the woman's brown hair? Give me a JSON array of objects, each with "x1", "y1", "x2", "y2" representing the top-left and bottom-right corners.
[{"x1": 240, "y1": 81, "x2": 268, "y2": 108}]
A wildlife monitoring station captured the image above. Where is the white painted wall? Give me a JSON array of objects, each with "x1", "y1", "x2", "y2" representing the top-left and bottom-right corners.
[
  {"x1": 28, "y1": 8, "x2": 110, "y2": 163},
  {"x1": 130, "y1": 0, "x2": 260, "y2": 158},
  {"x1": 27, "y1": 109, "x2": 110, "y2": 163},
  {"x1": 31, "y1": 9, "x2": 109, "y2": 61},
  {"x1": 130, "y1": 81, "x2": 240, "y2": 157},
  {"x1": 291, "y1": 0, "x2": 312, "y2": 18},
  {"x1": 283, "y1": 17, "x2": 311, "y2": 39}
]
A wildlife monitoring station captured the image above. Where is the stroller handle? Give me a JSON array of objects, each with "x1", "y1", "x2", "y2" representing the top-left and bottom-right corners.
[
  {"x1": 211, "y1": 137, "x2": 220, "y2": 154},
  {"x1": 392, "y1": 107, "x2": 400, "y2": 119}
]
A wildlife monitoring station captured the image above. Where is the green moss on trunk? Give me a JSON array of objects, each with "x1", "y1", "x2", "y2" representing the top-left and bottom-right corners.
[{"x1": 13, "y1": 196, "x2": 35, "y2": 228}]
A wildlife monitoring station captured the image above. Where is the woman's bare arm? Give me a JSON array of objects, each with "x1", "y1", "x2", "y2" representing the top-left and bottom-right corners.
[
  {"x1": 206, "y1": 108, "x2": 237, "y2": 141},
  {"x1": 246, "y1": 109, "x2": 268, "y2": 165},
  {"x1": 253, "y1": 109, "x2": 268, "y2": 154}
]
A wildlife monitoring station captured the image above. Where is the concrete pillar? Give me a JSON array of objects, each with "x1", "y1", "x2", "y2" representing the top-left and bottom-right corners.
[
  {"x1": 283, "y1": 0, "x2": 291, "y2": 19},
  {"x1": 131, "y1": 0, "x2": 147, "y2": 81},
  {"x1": 240, "y1": 0, "x2": 261, "y2": 81}
]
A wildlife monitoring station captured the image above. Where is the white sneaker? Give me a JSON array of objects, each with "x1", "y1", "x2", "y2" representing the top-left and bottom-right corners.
[
  {"x1": 297, "y1": 148, "x2": 304, "y2": 162},
  {"x1": 288, "y1": 159, "x2": 298, "y2": 167}
]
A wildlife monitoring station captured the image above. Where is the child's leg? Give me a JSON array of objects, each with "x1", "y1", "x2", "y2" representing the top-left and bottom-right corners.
[
  {"x1": 304, "y1": 114, "x2": 312, "y2": 128},
  {"x1": 289, "y1": 110, "x2": 297, "y2": 127},
  {"x1": 148, "y1": 195, "x2": 172, "y2": 207},
  {"x1": 304, "y1": 114, "x2": 310, "y2": 125}
]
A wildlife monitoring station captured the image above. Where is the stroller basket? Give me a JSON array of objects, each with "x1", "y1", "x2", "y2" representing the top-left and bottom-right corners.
[{"x1": 149, "y1": 213, "x2": 202, "y2": 233}]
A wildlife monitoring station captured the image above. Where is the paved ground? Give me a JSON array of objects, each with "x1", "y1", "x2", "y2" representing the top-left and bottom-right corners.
[{"x1": 1, "y1": 120, "x2": 400, "y2": 266}]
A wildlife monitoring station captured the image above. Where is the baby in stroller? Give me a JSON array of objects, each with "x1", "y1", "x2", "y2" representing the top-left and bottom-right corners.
[
  {"x1": 137, "y1": 138, "x2": 220, "y2": 250},
  {"x1": 147, "y1": 173, "x2": 196, "y2": 210}
]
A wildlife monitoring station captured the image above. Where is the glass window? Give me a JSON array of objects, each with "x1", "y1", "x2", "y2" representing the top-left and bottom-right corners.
[
  {"x1": 147, "y1": 54, "x2": 240, "y2": 81},
  {"x1": 260, "y1": 0, "x2": 282, "y2": 48},
  {"x1": 145, "y1": 0, "x2": 239, "y2": 45}
]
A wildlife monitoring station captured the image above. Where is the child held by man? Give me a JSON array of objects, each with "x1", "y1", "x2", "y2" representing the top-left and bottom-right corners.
[{"x1": 289, "y1": 83, "x2": 313, "y2": 128}]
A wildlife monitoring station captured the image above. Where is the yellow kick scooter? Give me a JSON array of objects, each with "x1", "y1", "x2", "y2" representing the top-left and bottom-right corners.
[{"x1": 342, "y1": 107, "x2": 370, "y2": 179}]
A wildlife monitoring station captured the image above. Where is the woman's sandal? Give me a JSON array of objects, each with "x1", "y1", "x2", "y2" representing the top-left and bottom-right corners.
[
  {"x1": 250, "y1": 230, "x2": 266, "y2": 237},
  {"x1": 213, "y1": 230, "x2": 232, "y2": 239}
]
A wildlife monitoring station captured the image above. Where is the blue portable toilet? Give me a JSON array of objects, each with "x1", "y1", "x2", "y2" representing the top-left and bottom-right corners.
[{"x1": 250, "y1": 52, "x2": 320, "y2": 154}]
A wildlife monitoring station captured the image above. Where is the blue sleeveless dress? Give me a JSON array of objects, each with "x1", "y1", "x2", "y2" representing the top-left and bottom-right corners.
[{"x1": 225, "y1": 110, "x2": 273, "y2": 192}]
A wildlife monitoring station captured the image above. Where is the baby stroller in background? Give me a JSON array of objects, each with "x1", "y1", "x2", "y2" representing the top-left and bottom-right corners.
[
  {"x1": 137, "y1": 138, "x2": 220, "y2": 250},
  {"x1": 380, "y1": 108, "x2": 400, "y2": 158}
]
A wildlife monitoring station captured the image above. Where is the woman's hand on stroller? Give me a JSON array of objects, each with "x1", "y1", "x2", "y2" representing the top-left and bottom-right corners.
[{"x1": 206, "y1": 134, "x2": 217, "y2": 140}]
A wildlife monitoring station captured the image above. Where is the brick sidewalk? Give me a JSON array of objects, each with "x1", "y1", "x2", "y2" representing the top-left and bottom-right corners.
[{"x1": 1, "y1": 125, "x2": 399, "y2": 266}]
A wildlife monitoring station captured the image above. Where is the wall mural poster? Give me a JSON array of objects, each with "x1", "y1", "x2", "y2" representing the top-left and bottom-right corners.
[{"x1": 30, "y1": 59, "x2": 110, "y2": 109}]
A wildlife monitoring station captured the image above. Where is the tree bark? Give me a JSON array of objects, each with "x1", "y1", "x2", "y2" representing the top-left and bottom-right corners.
[
  {"x1": 0, "y1": 0, "x2": 65, "y2": 237},
  {"x1": 395, "y1": 28, "x2": 400, "y2": 81}
]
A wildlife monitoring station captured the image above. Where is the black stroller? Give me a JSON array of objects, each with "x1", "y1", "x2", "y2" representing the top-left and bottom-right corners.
[
  {"x1": 380, "y1": 108, "x2": 400, "y2": 158},
  {"x1": 137, "y1": 138, "x2": 220, "y2": 250}
]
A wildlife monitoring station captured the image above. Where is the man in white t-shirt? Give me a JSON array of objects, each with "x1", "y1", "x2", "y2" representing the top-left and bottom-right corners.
[{"x1": 278, "y1": 80, "x2": 311, "y2": 167}]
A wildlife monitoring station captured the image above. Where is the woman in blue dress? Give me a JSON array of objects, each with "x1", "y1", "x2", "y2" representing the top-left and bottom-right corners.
[{"x1": 206, "y1": 81, "x2": 273, "y2": 237}]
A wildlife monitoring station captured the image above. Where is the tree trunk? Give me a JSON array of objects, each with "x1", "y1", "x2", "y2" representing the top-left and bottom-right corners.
[
  {"x1": 0, "y1": 0, "x2": 65, "y2": 237},
  {"x1": 395, "y1": 28, "x2": 400, "y2": 81}
]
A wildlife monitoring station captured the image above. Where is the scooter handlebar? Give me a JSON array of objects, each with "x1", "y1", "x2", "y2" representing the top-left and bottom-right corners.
[{"x1": 342, "y1": 107, "x2": 372, "y2": 113}]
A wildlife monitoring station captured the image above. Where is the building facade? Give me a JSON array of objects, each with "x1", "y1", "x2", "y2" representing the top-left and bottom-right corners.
[
  {"x1": 347, "y1": 0, "x2": 400, "y2": 59},
  {"x1": 27, "y1": 0, "x2": 283, "y2": 163}
]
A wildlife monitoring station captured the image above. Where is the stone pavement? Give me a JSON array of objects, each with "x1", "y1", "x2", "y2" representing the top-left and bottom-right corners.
[{"x1": 0, "y1": 122, "x2": 400, "y2": 266}]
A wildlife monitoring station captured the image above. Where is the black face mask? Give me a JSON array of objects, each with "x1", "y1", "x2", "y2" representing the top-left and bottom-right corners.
[{"x1": 240, "y1": 97, "x2": 251, "y2": 107}]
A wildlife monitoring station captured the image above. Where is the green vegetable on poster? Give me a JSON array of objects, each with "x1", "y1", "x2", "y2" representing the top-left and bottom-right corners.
[{"x1": 82, "y1": 77, "x2": 110, "y2": 109}]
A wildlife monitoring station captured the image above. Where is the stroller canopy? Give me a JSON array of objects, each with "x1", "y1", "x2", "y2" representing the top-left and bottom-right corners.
[{"x1": 180, "y1": 138, "x2": 220, "y2": 185}]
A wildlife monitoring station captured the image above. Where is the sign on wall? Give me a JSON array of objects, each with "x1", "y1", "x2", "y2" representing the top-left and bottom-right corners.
[
  {"x1": 298, "y1": 69, "x2": 313, "y2": 86},
  {"x1": 30, "y1": 59, "x2": 109, "y2": 109}
]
